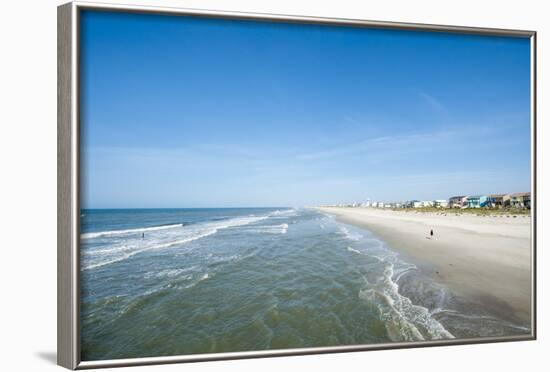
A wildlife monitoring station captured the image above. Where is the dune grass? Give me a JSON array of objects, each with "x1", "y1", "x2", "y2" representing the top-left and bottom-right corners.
[{"x1": 391, "y1": 207, "x2": 530, "y2": 216}]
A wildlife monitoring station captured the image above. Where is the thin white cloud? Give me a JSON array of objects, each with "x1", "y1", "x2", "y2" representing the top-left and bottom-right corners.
[
  {"x1": 418, "y1": 92, "x2": 446, "y2": 112},
  {"x1": 294, "y1": 130, "x2": 456, "y2": 161}
]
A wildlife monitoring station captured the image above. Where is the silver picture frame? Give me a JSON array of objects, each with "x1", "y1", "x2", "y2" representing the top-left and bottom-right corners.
[{"x1": 58, "y1": 1, "x2": 537, "y2": 369}]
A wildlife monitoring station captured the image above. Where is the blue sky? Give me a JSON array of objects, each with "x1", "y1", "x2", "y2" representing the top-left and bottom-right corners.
[{"x1": 80, "y1": 11, "x2": 531, "y2": 208}]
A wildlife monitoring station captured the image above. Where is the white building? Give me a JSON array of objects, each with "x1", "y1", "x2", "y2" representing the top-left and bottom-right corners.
[{"x1": 434, "y1": 199, "x2": 449, "y2": 208}]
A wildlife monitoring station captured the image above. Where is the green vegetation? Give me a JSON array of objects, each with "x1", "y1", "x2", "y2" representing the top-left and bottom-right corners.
[{"x1": 392, "y1": 207, "x2": 531, "y2": 216}]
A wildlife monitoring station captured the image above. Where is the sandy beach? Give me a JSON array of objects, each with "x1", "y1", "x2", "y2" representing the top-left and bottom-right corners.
[{"x1": 318, "y1": 207, "x2": 532, "y2": 325}]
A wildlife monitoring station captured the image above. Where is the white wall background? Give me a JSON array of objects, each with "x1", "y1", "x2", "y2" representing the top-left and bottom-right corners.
[{"x1": 0, "y1": 0, "x2": 546, "y2": 370}]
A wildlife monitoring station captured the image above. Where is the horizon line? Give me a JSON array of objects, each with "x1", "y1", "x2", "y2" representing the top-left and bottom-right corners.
[{"x1": 80, "y1": 206, "x2": 295, "y2": 210}]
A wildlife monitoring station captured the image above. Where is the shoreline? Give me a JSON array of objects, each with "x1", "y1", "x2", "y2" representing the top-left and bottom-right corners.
[{"x1": 318, "y1": 207, "x2": 532, "y2": 325}]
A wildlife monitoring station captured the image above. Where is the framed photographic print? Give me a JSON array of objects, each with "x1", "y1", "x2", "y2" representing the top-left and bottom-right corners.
[{"x1": 57, "y1": 1, "x2": 537, "y2": 369}]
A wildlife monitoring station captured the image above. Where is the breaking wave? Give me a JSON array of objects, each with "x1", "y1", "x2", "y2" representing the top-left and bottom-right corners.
[
  {"x1": 82, "y1": 215, "x2": 269, "y2": 270},
  {"x1": 82, "y1": 223, "x2": 184, "y2": 239}
]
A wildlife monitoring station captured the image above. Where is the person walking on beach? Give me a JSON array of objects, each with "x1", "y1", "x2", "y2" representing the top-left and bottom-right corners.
[{"x1": 430, "y1": 229, "x2": 434, "y2": 237}]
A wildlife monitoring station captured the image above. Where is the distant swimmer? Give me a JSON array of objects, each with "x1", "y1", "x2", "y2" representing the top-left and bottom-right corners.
[{"x1": 142, "y1": 232, "x2": 145, "y2": 239}]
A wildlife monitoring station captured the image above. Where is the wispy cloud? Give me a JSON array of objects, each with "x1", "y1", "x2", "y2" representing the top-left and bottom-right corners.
[
  {"x1": 418, "y1": 92, "x2": 446, "y2": 112},
  {"x1": 294, "y1": 130, "x2": 456, "y2": 161}
]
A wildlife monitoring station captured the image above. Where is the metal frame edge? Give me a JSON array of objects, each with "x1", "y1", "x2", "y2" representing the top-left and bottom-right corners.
[{"x1": 58, "y1": 1, "x2": 78, "y2": 370}]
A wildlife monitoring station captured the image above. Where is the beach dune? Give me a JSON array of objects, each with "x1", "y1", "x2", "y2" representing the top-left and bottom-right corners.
[{"x1": 318, "y1": 207, "x2": 532, "y2": 325}]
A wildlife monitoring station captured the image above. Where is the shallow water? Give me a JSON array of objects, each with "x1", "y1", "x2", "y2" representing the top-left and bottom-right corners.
[{"x1": 80, "y1": 208, "x2": 528, "y2": 361}]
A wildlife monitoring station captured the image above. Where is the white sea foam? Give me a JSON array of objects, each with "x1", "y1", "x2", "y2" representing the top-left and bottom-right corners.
[
  {"x1": 82, "y1": 230, "x2": 219, "y2": 270},
  {"x1": 338, "y1": 226, "x2": 363, "y2": 241},
  {"x1": 269, "y1": 209, "x2": 296, "y2": 217},
  {"x1": 359, "y1": 260, "x2": 454, "y2": 341},
  {"x1": 241, "y1": 223, "x2": 288, "y2": 234},
  {"x1": 263, "y1": 223, "x2": 288, "y2": 234},
  {"x1": 87, "y1": 230, "x2": 217, "y2": 256},
  {"x1": 276, "y1": 223, "x2": 289, "y2": 234},
  {"x1": 183, "y1": 272, "x2": 212, "y2": 289},
  {"x1": 81, "y1": 223, "x2": 184, "y2": 239},
  {"x1": 331, "y1": 220, "x2": 454, "y2": 341},
  {"x1": 144, "y1": 268, "x2": 195, "y2": 280},
  {"x1": 82, "y1": 215, "x2": 269, "y2": 270},
  {"x1": 392, "y1": 265, "x2": 418, "y2": 283}
]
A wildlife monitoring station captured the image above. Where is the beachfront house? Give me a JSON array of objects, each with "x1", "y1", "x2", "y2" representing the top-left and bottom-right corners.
[
  {"x1": 421, "y1": 201, "x2": 434, "y2": 208},
  {"x1": 403, "y1": 200, "x2": 424, "y2": 208},
  {"x1": 510, "y1": 192, "x2": 531, "y2": 209},
  {"x1": 448, "y1": 196, "x2": 467, "y2": 208},
  {"x1": 466, "y1": 195, "x2": 488, "y2": 208},
  {"x1": 411, "y1": 200, "x2": 422, "y2": 208},
  {"x1": 433, "y1": 199, "x2": 449, "y2": 208},
  {"x1": 487, "y1": 194, "x2": 511, "y2": 208}
]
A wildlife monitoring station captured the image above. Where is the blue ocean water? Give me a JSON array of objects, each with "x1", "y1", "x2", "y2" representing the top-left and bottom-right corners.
[{"x1": 80, "y1": 208, "x2": 528, "y2": 361}]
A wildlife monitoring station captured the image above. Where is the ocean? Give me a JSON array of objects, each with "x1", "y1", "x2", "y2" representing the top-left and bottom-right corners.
[{"x1": 80, "y1": 208, "x2": 529, "y2": 361}]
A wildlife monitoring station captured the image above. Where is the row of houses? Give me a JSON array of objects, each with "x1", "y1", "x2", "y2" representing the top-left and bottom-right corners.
[
  {"x1": 341, "y1": 192, "x2": 531, "y2": 210},
  {"x1": 447, "y1": 193, "x2": 531, "y2": 209}
]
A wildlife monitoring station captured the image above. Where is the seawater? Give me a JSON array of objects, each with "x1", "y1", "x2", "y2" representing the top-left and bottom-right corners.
[{"x1": 80, "y1": 208, "x2": 528, "y2": 361}]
